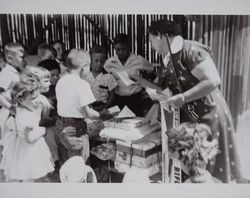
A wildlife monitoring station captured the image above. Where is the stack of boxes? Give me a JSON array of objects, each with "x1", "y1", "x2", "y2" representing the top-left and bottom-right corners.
[{"x1": 100, "y1": 117, "x2": 162, "y2": 177}]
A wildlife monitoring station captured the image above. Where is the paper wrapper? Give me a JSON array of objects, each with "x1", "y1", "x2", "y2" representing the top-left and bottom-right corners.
[
  {"x1": 99, "y1": 123, "x2": 160, "y2": 143},
  {"x1": 114, "y1": 161, "x2": 161, "y2": 177}
]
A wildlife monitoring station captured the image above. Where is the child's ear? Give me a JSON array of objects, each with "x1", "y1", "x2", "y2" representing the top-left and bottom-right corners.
[{"x1": 6, "y1": 54, "x2": 13, "y2": 63}]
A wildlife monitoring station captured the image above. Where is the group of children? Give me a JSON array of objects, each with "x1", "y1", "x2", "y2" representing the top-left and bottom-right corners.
[{"x1": 0, "y1": 33, "x2": 157, "y2": 182}]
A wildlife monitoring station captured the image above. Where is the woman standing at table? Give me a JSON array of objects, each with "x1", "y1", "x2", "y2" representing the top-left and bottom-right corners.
[{"x1": 131, "y1": 19, "x2": 242, "y2": 183}]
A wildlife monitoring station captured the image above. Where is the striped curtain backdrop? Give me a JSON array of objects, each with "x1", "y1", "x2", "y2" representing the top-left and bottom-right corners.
[{"x1": 0, "y1": 14, "x2": 249, "y2": 124}]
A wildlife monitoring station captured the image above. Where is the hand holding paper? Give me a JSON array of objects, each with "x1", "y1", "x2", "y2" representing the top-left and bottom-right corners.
[{"x1": 146, "y1": 87, "x2": 171, "y2": 102}]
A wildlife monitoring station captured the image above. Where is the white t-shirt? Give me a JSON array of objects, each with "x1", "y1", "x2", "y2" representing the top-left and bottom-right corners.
[
  {"x1": 0, "y1": 64, "x2": 20, "y2": 91},
  {"x1": 56, "y1": 73, "x2": 96, "y2": 118}
]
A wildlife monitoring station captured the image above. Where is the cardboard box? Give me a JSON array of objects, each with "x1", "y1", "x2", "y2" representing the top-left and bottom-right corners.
[
  {"x1": 115, "y1": 150, "x2": 162, "y2": 168},
  {"x1": 115, "y1": 132, "x2": 162, "y2": 158}
]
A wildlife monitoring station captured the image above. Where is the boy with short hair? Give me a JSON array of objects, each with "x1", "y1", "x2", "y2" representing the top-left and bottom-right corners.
[
  {"x1": 37, "y1": 43, "x2": 57, "y2": 63},
  {"x1": 55, "y1": 49, "x2": 111, "y2": 166},
  {"x1": 0, "y1": 42, "x2": 27, "y2": 110},
  {"x1": 88, "y1": 45, "x2": 117, "y2": 111}
]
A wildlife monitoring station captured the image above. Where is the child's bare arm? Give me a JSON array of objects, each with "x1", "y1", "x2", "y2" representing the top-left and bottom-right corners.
[
  {"x1": 81, "y1": 105, "x2": 100, "y2": 119},
  {"x1": 0, "y1": 94, "x2": 12, "y2": 109},
  {"x1": 104, "y1": 89, "x2": 115, "y2": 110},
  {"x1": 81, "y1": 105, "x2": 113, "y2": 120}
]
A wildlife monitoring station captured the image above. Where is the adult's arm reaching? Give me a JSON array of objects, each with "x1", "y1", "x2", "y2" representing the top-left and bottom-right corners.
[{"x1": 167, "y1": 57, "x2": 221, "y2": 108}]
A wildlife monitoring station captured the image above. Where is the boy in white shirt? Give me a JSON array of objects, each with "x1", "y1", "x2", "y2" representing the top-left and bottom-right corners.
[
  {"x1": 0, "y1": 42, "x2": 27, "y2": 110},
  {"x1": 55, "y1": 49, "x2": 111, "y2": 166},
  {"x1": 0, "y1": 42, "x2": 27, "y2": 181}
]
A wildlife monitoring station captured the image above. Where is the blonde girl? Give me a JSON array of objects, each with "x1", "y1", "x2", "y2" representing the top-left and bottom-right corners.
[{"x1": 0, "y1": 74, "x2": 54, "y2": 182}]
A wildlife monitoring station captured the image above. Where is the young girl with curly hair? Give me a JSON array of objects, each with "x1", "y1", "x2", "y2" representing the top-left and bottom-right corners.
[{"x1": 0, "y1": 73, "x2": 54, "y2": 182}]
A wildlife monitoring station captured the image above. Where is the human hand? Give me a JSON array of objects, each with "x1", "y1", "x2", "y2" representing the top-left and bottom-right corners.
[
  {"x1": 100, "y1": 109, "x2": 113, "y2": 120},
  {"x1": 146, "y1": 88, "x2": 169, "y2": 102},
  {"x1": 68, "y1": 134, "x2": 89, "y2": 150},
  {"x1": 160, "y1": 100, "x2": 174, "y2": 112},
  {"x1": 167, "y1": 94, "x2": 185, "y2": 108},
  {"x1": 67, "y1": 136, "x2": 84, "y2": 150},
  {"x1": 24, "y1": 126, "x2": 34, "y2": 143}
]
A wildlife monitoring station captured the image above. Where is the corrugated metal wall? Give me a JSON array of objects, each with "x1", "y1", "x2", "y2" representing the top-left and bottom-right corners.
[{"x1": 0, "y1": 14, "x2": 249, "y2": 124}]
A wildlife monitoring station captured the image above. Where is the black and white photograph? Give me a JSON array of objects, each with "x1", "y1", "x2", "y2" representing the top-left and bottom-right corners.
[{"x1": 0, "y1": 0, "x2": 250, "y2": 197}]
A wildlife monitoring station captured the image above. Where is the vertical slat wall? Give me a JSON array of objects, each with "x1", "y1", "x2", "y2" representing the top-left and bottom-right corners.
[
  {"x1": 0, "y1": 14, "x2": 187, "y2": 61},
  {"x1": 0, "y1": 14, "x2": 250, "y2": 124},
  {"x1": 191, "y1": 15, "x2": 250, "y2": 124}
]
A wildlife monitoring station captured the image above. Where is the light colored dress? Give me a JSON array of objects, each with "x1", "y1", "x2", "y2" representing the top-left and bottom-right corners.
[{"x1": 0, "y1": 95, "x2": 54, "y2": 180}]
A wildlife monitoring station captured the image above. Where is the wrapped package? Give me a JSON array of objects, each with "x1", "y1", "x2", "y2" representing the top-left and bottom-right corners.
[
  {"x1": 115, "y1": 151, "x2": 161, "y2": 168},
  {"x1": 114, "y1": 161, "x2": 161, "y2": 177},
  {"x1": 115, "y1": 132, "x2": 161, "y2": 168},
  {"x1": 103, "y1": 117, "x2": 150, "y2": 129},
  {"x1": 99, "y1": 123, "x2": 160, "y2": 143}
]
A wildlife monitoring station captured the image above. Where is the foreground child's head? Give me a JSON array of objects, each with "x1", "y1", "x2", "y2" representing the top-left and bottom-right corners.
[
  {"x1": 59, "y1": 156, "x2": 97, "y2": 183},
  {"x1": 21, "y1": 66, "x2": 51, "y2": 93},
  {"x1": 90, "y1": 45, "x2": 107, "y2": 73}
]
